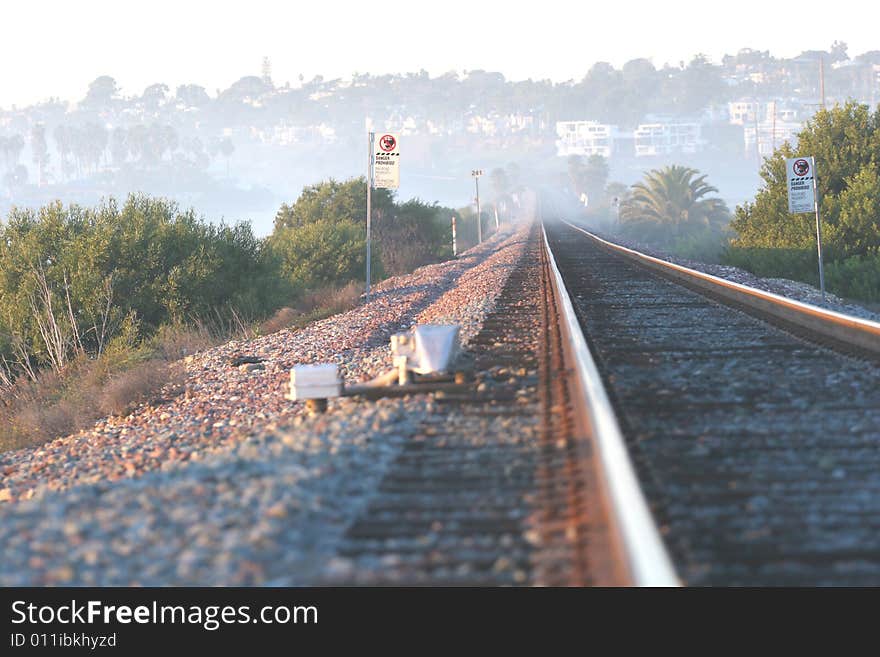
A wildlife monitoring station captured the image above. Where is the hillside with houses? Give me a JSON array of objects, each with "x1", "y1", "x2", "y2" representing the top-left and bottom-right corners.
[{"x1": 1, "y1": 44, "x2": 878, "y2": 232}]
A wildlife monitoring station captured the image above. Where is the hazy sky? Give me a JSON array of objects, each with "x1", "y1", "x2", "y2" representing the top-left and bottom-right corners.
[{"x1": 1, "y1": 0, "x2": 876, "y2": 108}]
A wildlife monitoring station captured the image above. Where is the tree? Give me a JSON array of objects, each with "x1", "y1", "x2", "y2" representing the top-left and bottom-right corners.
[
  {"x1": 2, "y1": 165, "x2": 27, "y2": 191},
  {"x1": 730, "y1": 102, "x2": 880, "y2": 259},
  {"x1": 82, "y1": 76, "x2": 119, "y2": 110},
  {"x1": 489, "y1": 168, "x2": 509, "y2": 199},
  {"x1": 620, "y1": 165, "x2": 730, "y2": 246},
  {"x1": 567, "y1": 154, "x2": 609, "y2": 207},
  {"x1": 373, "y1": 199, "x2": 452, "y2": 275},
  {"x1": 219, "y1": 76, "x2": 271, "y2": 103},
  {"x1": 110, "y1": 127, "x2": 128, "y2": 167},
  {"x1": 830, "y1": 40, "x2": 849, "y2": 63},
  {"x1": 273, "y1": 177, "x2": 393, "y2": 231},
  {"x1": 53, "y1": 125, "x2": 72, "y2": 181},
  {"x1": 141, "y1": 83, "x2": 169, "y2": 112},
  {"x1": 30, "y1": 124, "x2": 49, "y2": 185},
  {"x1": 0, "y1": 195, "x2": 276, "y2": 377},
  {"x1": 175, "y1": 84, "x2": 211, "y2": 108},
  {"x1": 266, "y1": 220, "x2": 371, "y2": 293},
  {"x1": 219, "y1": 137, "x2": 234, "y2": 176},
  {"x1": 0, "y1": 134, "x2": 24, "y2": 172}
]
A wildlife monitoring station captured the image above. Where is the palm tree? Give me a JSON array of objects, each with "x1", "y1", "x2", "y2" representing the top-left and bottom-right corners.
[
  {"x1": 53, "y1": 125, "x2": 71, "y2": 181},
  {"x1": 621, "y1": 165, "x2": 729, "y2": 244}
]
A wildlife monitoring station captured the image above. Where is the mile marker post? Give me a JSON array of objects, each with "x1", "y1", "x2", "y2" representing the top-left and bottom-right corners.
[
  {"x1": 451, "y1": 215, "x2": 457, "y2": 257},
  {"x1": 471, "y1": 169, "x2": 483, "y2": 243}
]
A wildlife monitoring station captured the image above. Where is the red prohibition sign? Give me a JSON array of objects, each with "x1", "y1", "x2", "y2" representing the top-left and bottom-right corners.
[
  {"x1": 379, "y1": 134, "x2": 397, "y2": 152},
  {"x1": 793, "y1": 159, "x2": 810, "y2": 176}
]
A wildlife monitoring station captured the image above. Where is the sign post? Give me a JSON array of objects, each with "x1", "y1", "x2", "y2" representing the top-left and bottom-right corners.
[
  {"x1": 366, "y1": 132, "x2": 374, "y2": 297},
  {"x1": 451, "y1": 215, "x2": 457, "y2": 257},
  {"x1": 786, "y1": 156, "x2": 825, "y2": 303},
  {"x1": 366, "y1": 132, "x2": 400, "y2": 296},
  {"x1": 471, "y1": 169, "x2": 483, "y2": 243}
]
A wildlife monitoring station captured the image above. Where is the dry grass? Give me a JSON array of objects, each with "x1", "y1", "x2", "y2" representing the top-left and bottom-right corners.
[
  {"x1": 260, "y1": 281, "x2": 362, "y2": 335},
  {"x1": 0, "y1": 346, "x2": 187, "y2": 454},
  {"x1": 98, "y1": 360, "x2": 185, "y2": 417},
  {"x1": 151, "y1": 323, "x2": 214, "y2": 361},
  {"x1": 296, "y1": 281, "x2": 362, "y2": 315},
  {"x1": 0, "y1": 289, "x2": 362, "y2": 454},
  {"x1": 0, "y1": 312, "x2": 240, "y2": 454},
  {"x1": 259, "y1": 306, "x2": 299, "y2": 335},
  {"x1": 12, "y1": 400, "x2": 78, "y2": 449}
]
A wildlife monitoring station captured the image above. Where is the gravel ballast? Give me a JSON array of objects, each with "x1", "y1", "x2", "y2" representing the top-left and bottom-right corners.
[{"x1": 0, "y1": 225, "x2": 532, "y2": 585}]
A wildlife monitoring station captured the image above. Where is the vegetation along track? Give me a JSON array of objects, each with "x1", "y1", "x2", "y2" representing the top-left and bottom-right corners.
[
  {"x1": 324, "y1": 225, "x2": 628, "y2": 585},
  {"x1": 545, "y1": 219, "x2": 880, "y2": 585}
]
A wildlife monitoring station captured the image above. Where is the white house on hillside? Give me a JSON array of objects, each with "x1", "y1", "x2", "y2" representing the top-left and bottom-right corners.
[
  {"x1": 555, "y1": 121, "x2": 619, "y2": 158},
  {"x1": 633, "y1": 123, "x2": 703, "y2": 156}
]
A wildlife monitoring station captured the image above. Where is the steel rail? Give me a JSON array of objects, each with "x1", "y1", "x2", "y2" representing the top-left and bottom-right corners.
[
  {"x1": 562, "y1": 220, "x2": 880, "y2": 357},
  {"x1": 541, "y1": 223, "x2": 680, "y2": 587}
]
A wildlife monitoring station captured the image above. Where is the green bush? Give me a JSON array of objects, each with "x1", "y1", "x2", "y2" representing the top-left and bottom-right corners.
[
  {"x1": 722, "y1": 247, "x2": 880, "y2": 303},
  {"x1": 668, "y1": 230, "x2": 728, "y2": 263},
  {"x1": 825, "y1": 253, "x2": 880, "y2": 302},
  {"x1": 730, "y1": 103, "x2": 880, "y2": 264},
  {"x1": 0, "y1": 194, "x2": 276, "y2": 377},
  {"x1": 266, "y1": 219, "x2": 379, "y2": 294},
  {"x1": 722, "y1": 246, "x2": 819, "y2": 284}
]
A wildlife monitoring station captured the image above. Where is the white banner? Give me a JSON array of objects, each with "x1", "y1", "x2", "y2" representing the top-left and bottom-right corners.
[
  {"x1": 786, "y1": 156, "x2": 816, "y2": 214},
  {"x1": 373, "y1": 133, "x2": 400, "y2": 189}
]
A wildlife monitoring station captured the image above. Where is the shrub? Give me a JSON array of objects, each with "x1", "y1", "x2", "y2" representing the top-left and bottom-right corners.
[
  {"x1": 98, "y1": 360, "x2": 183, "y2": 417},
  {"x1": 259, "y1": 307, "x2": 298, "y2": 335},
  {"x1": 0, "y1": 195, "x2": 277, "y2": 380},
  {"x1": 259, "y1": 282, "x2": 362, "y2": 336},
  {"x1": 722, "y1": 246, "x2": 819, "y2": 284},
  {"x1": 825, "y1": 253, "x2": 880, "y2": 302},
  {"x1": 266, "y1": 219, "x2": 375, "y2": 294}
]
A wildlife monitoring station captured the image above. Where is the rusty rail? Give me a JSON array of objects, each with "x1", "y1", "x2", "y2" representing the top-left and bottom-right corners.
[
  {"x1": 541, "y1": 223, "x2": 680, "y2": 586},
  {"x1": 562, "y1": 220, "x2": 880, "y2": 358}
]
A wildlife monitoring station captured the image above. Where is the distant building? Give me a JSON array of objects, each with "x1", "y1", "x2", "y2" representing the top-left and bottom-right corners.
[
  {"x1": 745, "y1": 119, "x2": 803, "y2": 157},
  {"x1": 728, "y1": 100, "x2": 763, "y2": 125},
  {"x1": 555, "y1": 121, "x2": 619, "y2": 158},
  {"x1": 633, "y1": 122, "x2": 703, "y2": 157},
  {"x1": 728, "y1": 99, "x2": 801, "y2": 126},
  {"x1": 261, "y1": 57, "x2": 273, "y2": 87}
]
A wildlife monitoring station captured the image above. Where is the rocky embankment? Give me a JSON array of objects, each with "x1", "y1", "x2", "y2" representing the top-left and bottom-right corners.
[{"x1": 0, "y1": 225, "x2": 531, "y2": 585}]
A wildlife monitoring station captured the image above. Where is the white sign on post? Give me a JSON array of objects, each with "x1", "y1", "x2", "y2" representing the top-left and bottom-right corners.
[
  {"x1": 373, "y1": 133, "x2": 400, "y2": 189},
  {"x1": 786, "y1": 156, "x2": 816, "y2": 213}
]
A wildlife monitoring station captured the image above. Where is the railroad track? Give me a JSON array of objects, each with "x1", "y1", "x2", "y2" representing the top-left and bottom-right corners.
[
  {"x1": 545, "y1": 218, "x2": 880, "y2": 585},
  {"x1": 325, "y1": 225, "x2": 667, "y2": 585}
]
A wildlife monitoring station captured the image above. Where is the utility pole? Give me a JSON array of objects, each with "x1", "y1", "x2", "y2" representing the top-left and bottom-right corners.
[
  {"x1": 471, "y1": 169, "x2": 483, "y2": 243},
  {"x1": 366, "y1": 131, "x2": 374, "y2": 297},
  {"x1": 753, "y1": 106, "x2": 761, "y2": 162},
  {"x1": 819, "y1": 59, "x2": 826, "y2": 109}
]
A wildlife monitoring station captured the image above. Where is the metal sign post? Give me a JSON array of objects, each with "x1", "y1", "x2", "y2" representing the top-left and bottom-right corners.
[
  {"x1": 366, "y1": 132, "x2": 400, "y2": 297},
  {"x1": 471, "y1": 169, "x2": 483, "y2": 243},
  {"x1": 366, "y1": 131, "x2": 374, "y2": 297},
  {"x1": 451, "y1": 215, "x2": 457, "y2": 257},
  {"x1": 813, "y1": 169, "x2": 826, "y2": 303},
  {"x1": 786, "y1": 156, "x2": 825, "y2": 303}
]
